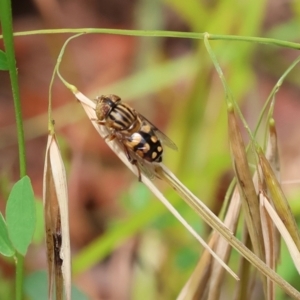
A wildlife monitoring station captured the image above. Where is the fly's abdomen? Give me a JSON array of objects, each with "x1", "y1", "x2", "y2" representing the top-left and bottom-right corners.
[{"x1": 126, "y1": 129, "x2": 163, "y2": 163}]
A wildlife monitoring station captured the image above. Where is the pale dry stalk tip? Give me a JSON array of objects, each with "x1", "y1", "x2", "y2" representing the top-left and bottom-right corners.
[
  {"x1": 43, "y1": 133, "x2": 71, "y2": 300},
  {"x1": 75, "y1": 91, "x2": 238, "y2": 280}
]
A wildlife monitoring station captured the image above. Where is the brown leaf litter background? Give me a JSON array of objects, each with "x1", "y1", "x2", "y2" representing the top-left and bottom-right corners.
[{"x1": 1, "y1": 0, "x2": 300, "y2": 299}]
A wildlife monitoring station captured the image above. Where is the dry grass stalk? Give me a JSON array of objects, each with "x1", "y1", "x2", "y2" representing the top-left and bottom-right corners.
[
  {"x1": 43, "y1": 133, "x2": 71, "y2": 300},
  {"x1": 228, "y1": 107, "x2": 265, "y2": 262},
  {"x1": 74, "y1": 90, "x2": 300, "y2": 299}
]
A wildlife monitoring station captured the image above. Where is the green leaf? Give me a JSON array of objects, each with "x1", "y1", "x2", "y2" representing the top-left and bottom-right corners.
[
  {"x1": 0, "y1": 213, "x2": 15, "y2": 257},
  {"x1": 32, "y1": 199, "x2": 45, "y2": 244},
  {"x1": 0, "y1": 50, "x2": 8, "y2": 70},
  {"x1": 6, "y1": 176, "x2": 36, "y2": 255},
  {"x1": 24, "y1": 271, "x2": 89, "y2": 300}
]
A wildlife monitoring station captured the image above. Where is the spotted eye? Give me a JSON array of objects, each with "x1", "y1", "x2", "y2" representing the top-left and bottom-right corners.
[{"x1": 95, "y1": 101, "x2": 110, "y2": 120}]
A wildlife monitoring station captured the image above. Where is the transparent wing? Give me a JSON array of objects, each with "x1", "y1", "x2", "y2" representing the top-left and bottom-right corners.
[
  {"x1": 138, "y1": 114, "x2": 178, "y2": 151},
  {"x1": 138, "y1": 161, "x2": 156, "y2": 180},
  {"x1": 131, "y1": 151, "x2": 157, "y2": 180},
  {"x1": 115, "y1": 134, "x2": 157, "y2": 181}
]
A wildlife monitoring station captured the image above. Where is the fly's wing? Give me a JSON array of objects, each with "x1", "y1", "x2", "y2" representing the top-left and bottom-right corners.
[
  {"x1": 138, "y1": 114, "x2": 178, "y2": 151},
  {"x1": 132, "y1": 152, "x2": 157, "y2": 180}
]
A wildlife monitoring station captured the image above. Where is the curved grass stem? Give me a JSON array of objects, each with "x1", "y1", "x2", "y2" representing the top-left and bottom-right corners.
[
  {"x1": 0, "y1": 29, "x2": 299, "y2": 50},
  {"x1": 48, "y1": 33, "x2": 82, "y2": 132}
]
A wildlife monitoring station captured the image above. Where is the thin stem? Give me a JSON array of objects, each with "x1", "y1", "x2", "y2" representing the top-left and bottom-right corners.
[
  {"x1": 0, "y1": 29, "x2": 299, "y2": 50},
  {"x1": 0, "y1": 0, "x2": 26, "y2": 299},
  {"x1": 48, "y1": 33, "x2": 82, "y2": 133},
  {"x1": 204, "y1": 34, "x2": 257, "y2": 143},
  {"x1": 262, "y1": 55, "x2": 300, "y2": 147},
  {"x1": 15, "y1": 256, "x2": 24, "y2": 300},
  {"x1": 0, "y1": 1, "x2": 26, "y2": 177},
  {"x1": 55, "y1": 34, "x2": 82, "y2": 92}
]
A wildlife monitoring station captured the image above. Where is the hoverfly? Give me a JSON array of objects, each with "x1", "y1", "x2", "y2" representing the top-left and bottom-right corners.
[{"x1": 93, "y1": 94, "x2": 177, "y2": 181}]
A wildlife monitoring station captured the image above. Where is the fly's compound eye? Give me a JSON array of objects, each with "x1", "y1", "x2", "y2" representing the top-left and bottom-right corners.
[
  {"x1": 109, "y1": 94, "x2": 121, "y2": 104},
  {"x1": 95, "y1": 99, "x2": 111, "y2": 121}
]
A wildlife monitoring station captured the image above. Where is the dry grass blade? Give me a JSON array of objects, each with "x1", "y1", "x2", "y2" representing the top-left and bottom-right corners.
[
  {"x1": 177, "y1": 235, "x2": 216, "y2": 300},
  {"x1": 265, "y1": 120, "x2": 281, "y2": 262},
  {"x1": 207, "y1": 187, "x2": 242, "y2": 300},
  {"x1": 261, "y1": 192, "x2": 300, "y2": 274},
  {"x1": 155, "y1": 165, "x2": 300, "y2": 298},
  {"x1": 233, "y1": 227, "x2": 253, "y2": 300},
  {"x1": 43, "y1": 133, "x2": 71, "y2": 300},
  {"x1": 258, "y1": 149, "x2": 300, "y2": 251},
  {"x1": 259, "y1": 192, "x2": 276, "y2": 300},
  {"x1": 265, "y1": 119, "x2": 280, "y2": 181},
  {"x1": 178, "y1": 187, "x2": 241, "y2": 300},
  {"x1": 75, "y1": 91, "x2": 238, "y2": 280},
  {"x1": 228, "y1": 106, "x2": 265, "y2": 261},
  {"x1": 74, "y1": 90, "x2": 300, "y2": 299}
]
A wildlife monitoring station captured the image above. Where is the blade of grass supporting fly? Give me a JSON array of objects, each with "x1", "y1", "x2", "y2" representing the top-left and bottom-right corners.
[
  {"x1": 71, "y1": 90, "x2": 300, "y2": 299},
  {"x1": 75, "y1": 92, "x2": 238, "y2": 280}
]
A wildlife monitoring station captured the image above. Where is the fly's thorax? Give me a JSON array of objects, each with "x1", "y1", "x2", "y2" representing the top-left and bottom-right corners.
[{"x1": 107, "y1": 102, "x2": 139, "y2": 132}]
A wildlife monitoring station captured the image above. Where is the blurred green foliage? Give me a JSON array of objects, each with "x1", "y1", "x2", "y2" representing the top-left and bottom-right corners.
[{"x1": 1, "y1": 0, "x2": 300, "y2": 299}]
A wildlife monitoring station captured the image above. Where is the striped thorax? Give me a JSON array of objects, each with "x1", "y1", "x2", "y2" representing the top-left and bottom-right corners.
[{"x1": 95, "y1": 94, "x2": 140, "y2": 134}]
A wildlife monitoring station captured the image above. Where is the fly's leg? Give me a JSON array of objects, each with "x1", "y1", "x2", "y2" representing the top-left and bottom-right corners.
[
  {"x1": 91, "y1": 118, "x2": 115, "y2": 141},
  {"x1": 132, "y1": 160, "x2": 142, "y2": 182},
  {"x1": 104, "y1": 134, "x2": 115, "y2": 141},
  {"x1": 90, "y1": 119, "x2": 142, "y2": 181},
  {"x1": 122, "y1": 145, "x2": 142, "y2": 182},
  {"x1": 91, "y1": 118, "x2": 105, "y2": 125}
]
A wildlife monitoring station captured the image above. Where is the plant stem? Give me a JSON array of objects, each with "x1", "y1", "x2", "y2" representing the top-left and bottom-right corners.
[
  {"x1": 15, "y1": 256, "x2": 24, "y2": 300},
  {"x1": 0, "y1": 0, "x2": 27, "y2": 299},
  {"x1": 0, "y1": 28, "x2": 299, "y2": 50},
  {"x1": 0, "y1": 0, "x2": 27, "y2": 177}
]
